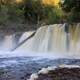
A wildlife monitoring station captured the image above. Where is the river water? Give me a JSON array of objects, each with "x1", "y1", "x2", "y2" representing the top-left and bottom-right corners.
[{"x1": 0, "y1": 24, "x2": 80, "y2": 80}]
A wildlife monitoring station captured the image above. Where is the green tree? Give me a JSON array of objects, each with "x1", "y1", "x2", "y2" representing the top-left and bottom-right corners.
[
  {"x1": 60, "y1": 0, "x2": 80, "y2": 22},
  {"x1": 23, "y1": 0, "x2": 45, "y2": 24},
  {"x1": 0, "y1": 0, "x2": 24, "y2": 25},
  {"x1": 23, "y1": 0, "x2": 62, "y2": 25}
]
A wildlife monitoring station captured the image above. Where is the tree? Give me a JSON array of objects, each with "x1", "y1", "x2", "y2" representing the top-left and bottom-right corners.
[
  {"x1": 23, "y1": 0, "x2": 62, "y2": 25},
  {"x1": 23, "y1": 0, "x2": 45, "y2": 24},
  {"x1": 60, "y1": 0, "x2": 80, "y2": 22},
  {"x1": 0, "y1": 0, "x2": 24, "y2": 25}
]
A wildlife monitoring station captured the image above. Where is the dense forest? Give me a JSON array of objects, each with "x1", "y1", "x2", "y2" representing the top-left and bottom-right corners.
[{"x1": 0, "y1": 0, "x2": 80, "y2": 32}]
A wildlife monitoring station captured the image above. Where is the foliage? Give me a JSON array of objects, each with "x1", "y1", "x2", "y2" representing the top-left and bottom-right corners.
[
  {"x1": 43, "y1": 6, "x2": 63, "y2": 24},
  {"x1": 60, "y1": 0, "x2": 80, "y2": 12},
  {"x1": 23, "y1": 0, "x2": 63, "y2": 25},
  {"x1": 60, "y1": 0, "x2": 80, "y2": 22},
  {"x1": 0, "y1": 0, "x2": 63, "y2": 26},
  {"x1": 0, "y1": 5, "x2": 8, "y2": 25},
  {"x1": 0, "y1": 0, "x2": 79, "y2": 31},
  {"x1": 0, "y1": 0, "x2": 24, "y2": 25},
  {"x1": 23, "y1": 0, "x2": 45, "y2": 24}
]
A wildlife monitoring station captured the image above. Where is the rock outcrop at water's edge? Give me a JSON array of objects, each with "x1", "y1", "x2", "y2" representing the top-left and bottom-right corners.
[{"x1": 28, "y1": 65, "x2": 80, "y2": 80}]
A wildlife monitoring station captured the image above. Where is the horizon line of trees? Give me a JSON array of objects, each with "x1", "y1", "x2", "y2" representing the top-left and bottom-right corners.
[{"x1": 0, "y1": 0, "x2": 80, "y2": 27}]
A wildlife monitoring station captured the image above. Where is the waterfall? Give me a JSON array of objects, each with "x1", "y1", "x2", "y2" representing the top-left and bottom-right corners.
[
  {"x1": 0, "y1": 31, "x2": 35, "y2": 51},
  {"x1": 16, "y1": 23, "x2": 80, "y2": 58},
  {"x1": 69, "y1": 23, "x2": 80, "y2": 57},
  {"x1": 0, "y1": 35, "x2": 13, "y2": 51},
  {"x1": 0, "y1": 23, "x2": 80, "y2": 59},
  {"x1": 17, "y1": 24, "x2": 67, "y2": 53}
]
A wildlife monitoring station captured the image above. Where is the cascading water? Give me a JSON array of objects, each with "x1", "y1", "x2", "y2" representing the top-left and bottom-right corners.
[
  {"x1": 17, "y1": 24, "x2": 66, "y2": 52},
  {"x1": 15, "y1": 23, "x2": 80, "y2": 58},
  {"x1": 0, "y1": 24, "x2": 80, "y2": 59},
  {"x1": 0, "y1": 35, "x2": 13, "y2": 51},
  {"x1": 69, "y1": 23, "x2": 80, "y2": 57},
  {"x1": 0, "y1": 24, "x2": 80, "y2": 80},
  {"x1": 0, "y1": 31, "x2": 36, "y2": 58}
]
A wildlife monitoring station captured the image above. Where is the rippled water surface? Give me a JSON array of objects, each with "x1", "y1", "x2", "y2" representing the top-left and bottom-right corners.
[{"x1": 0, "y1": 56, "x2": 80, "y2": 80}]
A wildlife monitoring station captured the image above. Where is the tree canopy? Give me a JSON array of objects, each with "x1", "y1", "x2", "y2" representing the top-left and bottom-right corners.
[
  {"x1": 60, "y1": 0, "x2": 80, "y2": 22},
  {"x1": 0, "y1": 0, "x2": 80, "y2": 31}
]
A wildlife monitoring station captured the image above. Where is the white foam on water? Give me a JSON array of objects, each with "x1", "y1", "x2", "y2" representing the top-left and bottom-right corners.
[{"x1": 1, "y1": 50, "x2": 79, "y2": 59}]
